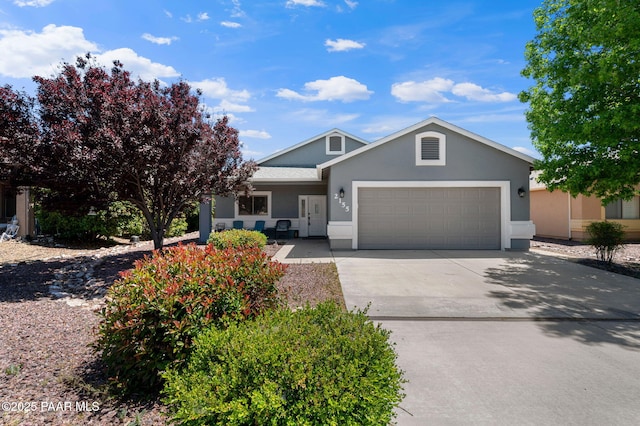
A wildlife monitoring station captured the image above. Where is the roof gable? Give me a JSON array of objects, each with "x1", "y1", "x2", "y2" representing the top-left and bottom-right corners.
[
  {"x1": 257, "y1": 128, "x2": 368, "y2": 166},
  {"x1": 318, "y1": 117, "x2": 534, "y2": 173}
]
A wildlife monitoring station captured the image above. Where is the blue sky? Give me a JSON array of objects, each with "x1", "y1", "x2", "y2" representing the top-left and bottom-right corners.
[{"x1": 0, "y1": 0, "x2": 542, "y2": 160}]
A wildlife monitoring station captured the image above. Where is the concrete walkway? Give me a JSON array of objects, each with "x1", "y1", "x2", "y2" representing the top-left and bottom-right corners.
[{"x1": 271, "y1": 238, "x2": 334, "y2": 264}]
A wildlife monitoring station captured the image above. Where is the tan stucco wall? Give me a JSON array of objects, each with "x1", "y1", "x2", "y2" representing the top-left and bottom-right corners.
[
  {"x1": 530, "y1": 189, "x2": 569, "y2": 239},
  {"x1": 531, "y1": 178, "x2": 640, "y2": 241},
  {"x1": 16, "y1": 189, "x2": 34, "y2": 238},
  {"x1": 571, "y1": 194, "x2": 603, "y2": 220}
]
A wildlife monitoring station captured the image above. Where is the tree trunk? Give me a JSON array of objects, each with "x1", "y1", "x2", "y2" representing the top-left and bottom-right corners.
[{"x1": 151, "y1": 226, "x2": 165, "y2": 250}]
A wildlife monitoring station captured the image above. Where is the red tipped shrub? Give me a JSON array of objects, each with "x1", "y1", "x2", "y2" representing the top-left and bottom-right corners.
[{"x1": 96, "y1": 243, "x2": 286, "y2": 394}]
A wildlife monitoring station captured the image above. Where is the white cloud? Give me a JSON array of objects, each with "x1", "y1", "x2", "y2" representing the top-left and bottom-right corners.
[
  {"x1": 451, "y1": 82, "x2": 517, "y2": 102},
  {"x1": 164, "y1": 10, "x2": 173, "y2": 18},
  {"x1": 277, "y1": 76, "x2": 372, "y2": 103},
  {"x1": 286, "y1": 0, "x2": 326, "y2": 8},
  {"x1": 392, "y1": 77, "x2": 517, "y2": 104},
  {"x1": 289, "y1": 108, "x2": 360, "y2": 125},
  {"x1": 391, "y1": 77, "x2": 454, "y2": 103},
  {"x1": 344, "y1": 0, "x2": 358, "y2": 9},
  {"x1": 13, "y1": 0, "x2": 54, "y2": 6},
  {"x1": 295, "y1": 109, "x2": 360, "y2": 125},
  {"x1": 240, "y1": 129, "x2": 271, "y2": 139},
  {"x1": 240, "y1": 144, "x2": 265, "y2": 159},
  {"x1": 221, "y1": 21, "x2": 242, "y2": 28},
  {"x1": 214, "y1": 99, "x2": 254, "y2": 113},
  {"x1": 141, "y1": 33, "x2": 178, "y2": 45},
  {"x1": 0, "y1": 24, "x2": 97, "y2": 78},
  {"x1": 96, "y1": 48, "x2": 180, "y2": 81},
  {"x1": 325, "y1": 38, "x2": 365, "y2": 52},
  {"x1": 230, "y1": 0, "x2": 246, "y2": 18},
  {"x1": 0, "y1": 25, "x2": 180, "y2": 82},
  {"x1": 360, "y1": 115, "x2": 421, "y2": 135},
  {"x1": 191, "y1": 77, "x2": 251, "y2": 102},
  {"x1": 175, "y1": 12, "x2": 209, "y2": 23}
]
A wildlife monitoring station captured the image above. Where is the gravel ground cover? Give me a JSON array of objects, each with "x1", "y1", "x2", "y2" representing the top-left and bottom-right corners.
[
  {"x1": 0, "y1": 234, "x2": 342, "y2": 425},
  {"x1": 531, "y1": 237, "x2": 640, "y2": 279},
  {"x1": 2, "y1": 234, "x2": 638, "y2": 425}
]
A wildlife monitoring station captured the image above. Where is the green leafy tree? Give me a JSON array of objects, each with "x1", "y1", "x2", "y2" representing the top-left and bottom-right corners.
[{"x1": 520, "y1": 0, "x2": 640, "y2": 204}]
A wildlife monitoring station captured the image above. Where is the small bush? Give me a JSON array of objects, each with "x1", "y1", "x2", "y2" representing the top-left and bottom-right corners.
[
  {"x1": 163, "y1": 302, "x2": 406, "y2": 425},
  {"x1": 586, "y1": 221, "x2": 626, "y2": 265},
  {"x1": 108, "y1": 201, "x2": 146, "y2": 237},
  {"x1": 96, "y1": 243, "x2": 286, "y2": 394},
  {"x1": 208, "y1": 229, "x2": 267, "y2": 249},
  {"x1": 37, "y1": 208, "x2": 119, "y2": 241},
  {"x1": 166, "y1": 215, "x2": 189, "y2": 238}
]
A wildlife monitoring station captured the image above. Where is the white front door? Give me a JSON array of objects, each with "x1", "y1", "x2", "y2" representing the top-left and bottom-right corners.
[{"x1": 298, "y1": 195, "x2": 327, "y2": 237}]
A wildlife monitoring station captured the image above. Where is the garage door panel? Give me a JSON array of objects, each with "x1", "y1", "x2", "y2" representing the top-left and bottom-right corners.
[{"x1": 358, "y1": 187, "x2": 500, "y2": 249}]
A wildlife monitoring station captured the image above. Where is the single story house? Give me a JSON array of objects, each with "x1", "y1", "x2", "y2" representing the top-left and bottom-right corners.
[
  {"x1": 200, "y1": 117, "x2": 536, "y2": 250},
  {"x1": 530, "y1": 175, "x2": 640, "y2": 241}
]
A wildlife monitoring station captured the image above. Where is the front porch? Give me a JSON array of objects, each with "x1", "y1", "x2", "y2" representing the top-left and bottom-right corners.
[{"x1": 199, "y1": 184, "x2": 328, "y2": 243}]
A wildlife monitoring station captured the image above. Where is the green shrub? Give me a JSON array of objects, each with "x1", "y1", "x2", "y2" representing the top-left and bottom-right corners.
[
  {"x1": 586, "y1": 221, "x2": 626, "y2": 265},
  {"x1": 96, "y1": 243, "x2": 286, "y2": 394},
  {"x1": 108, "y1": 201, "x2": 146, "y2": 237},
  {"x1": 208, "y1": 229, "x2": 267, "y2": 249},
  {"x1": 37, "y1": 208, "x2": 119, "y2": 241},
  {"x1": 163, "y1": 302, "x2": 406, "y2": 425},
  {"x1": 166, "y1": 215, "x2": 189, "y2": 238}
]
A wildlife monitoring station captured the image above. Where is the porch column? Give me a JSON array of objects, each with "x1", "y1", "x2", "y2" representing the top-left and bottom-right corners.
[
  {"x1": 16, "y1": 188, "x2": 34, "y2": 238},
  {"x1": 199, "y1": 196, "x2": 212, "y2": 243}
]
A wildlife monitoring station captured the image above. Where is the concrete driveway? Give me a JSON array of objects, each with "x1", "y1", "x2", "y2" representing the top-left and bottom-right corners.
[
  {"x1": 333, "y1": 249, "x2": 640, "y2": 425},
  {"x1": 334, "y1": 250, "x2": 640, "y2": 320}
]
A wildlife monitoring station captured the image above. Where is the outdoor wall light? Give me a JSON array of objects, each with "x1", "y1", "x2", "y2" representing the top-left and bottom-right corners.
[
  {"x1": 517, "y1": 187, "x2": 526, "y2": 198},
  {"x1": 339, "y1": 188, "x2": 345, "y2": 198}
]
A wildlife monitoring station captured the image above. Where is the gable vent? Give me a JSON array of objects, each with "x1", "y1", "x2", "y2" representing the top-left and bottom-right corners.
[
  {"x1": 421, "y1": 137, "x2": 440, "y2": 160},
  {"x1": 329, "y1": 136, "x2": 342, "y2": 152}
]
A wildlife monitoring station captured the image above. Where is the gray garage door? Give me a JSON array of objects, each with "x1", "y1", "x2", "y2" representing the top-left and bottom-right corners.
[{"x1": 358, "y1": 187, "x2": 501, "y2": 249}]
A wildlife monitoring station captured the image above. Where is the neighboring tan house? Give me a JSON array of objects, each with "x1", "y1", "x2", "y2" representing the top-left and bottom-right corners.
[
  {"x1": 0, "y1": 182, "x2": 34, "y2": 238},
  {"x1": 530, "y1": 174, "x2": 640, "y2": 241},
  {"x1": 200, "y1": 117, "x2": 536, "y2": 250}
]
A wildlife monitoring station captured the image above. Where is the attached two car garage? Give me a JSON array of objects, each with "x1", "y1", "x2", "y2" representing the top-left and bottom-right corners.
[
  {"x1": 355, "y1": 185, "x2": 503, "y2": 250},
  {"x1": 321, "y1": 118, "x2": 535, "y2": 251}
]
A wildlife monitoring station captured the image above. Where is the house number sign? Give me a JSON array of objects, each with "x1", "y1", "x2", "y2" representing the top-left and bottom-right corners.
[{"x1": 334, "y1": 193, "x2": 350, "y2": 213}]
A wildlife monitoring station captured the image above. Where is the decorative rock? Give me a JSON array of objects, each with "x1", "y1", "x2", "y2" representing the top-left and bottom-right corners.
[{"x1": 47, "y1": 241, "x2": 136, "y2": 303}]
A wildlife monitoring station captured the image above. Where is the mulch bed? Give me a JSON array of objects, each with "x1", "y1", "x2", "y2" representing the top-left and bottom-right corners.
[{"x1": 0, "y1": 235, "x2": 342, "y2": 425}]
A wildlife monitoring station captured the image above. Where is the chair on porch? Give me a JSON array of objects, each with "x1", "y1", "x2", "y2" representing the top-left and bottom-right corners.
[
  {"x1": 233, "y1": 220, "x2": 244, "y2": 229},
  {"x1": 0, "y1": 216, "x2": 19, "y2": 242},
  {"x1": 275, "y1": 220, "x2": 291, "y2": 240},
  {"x1": 253, "y1": 220, "x2": 266, "y2": 233},
  {"x1": 214, "y1": 222, "x2": 226, "y2": 232}
]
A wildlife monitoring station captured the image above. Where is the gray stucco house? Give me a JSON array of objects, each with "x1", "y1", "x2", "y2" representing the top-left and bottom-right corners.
[{"x1": 200, "y1": 117, "x2": 536, "y2": 250}]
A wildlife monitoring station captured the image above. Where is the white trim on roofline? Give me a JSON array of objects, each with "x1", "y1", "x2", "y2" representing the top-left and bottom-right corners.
[
  {"x1": 257, "y1": 128, "x2": 369, "y2": 165},
  {"x1": 317, "y1": 117, "x2": 535, "y2": 175}
]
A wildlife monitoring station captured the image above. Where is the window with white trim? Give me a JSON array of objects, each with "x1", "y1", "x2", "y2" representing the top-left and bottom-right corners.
[
  {"x1": 238, "y1": 194, "x2": 269, "y2": 216},
  {"x1": 326, "y1": 133, "x2": 345, "y2": 155},
  {"x1": 415, "y1": 131, "x2": 446, "y2": 166}
]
